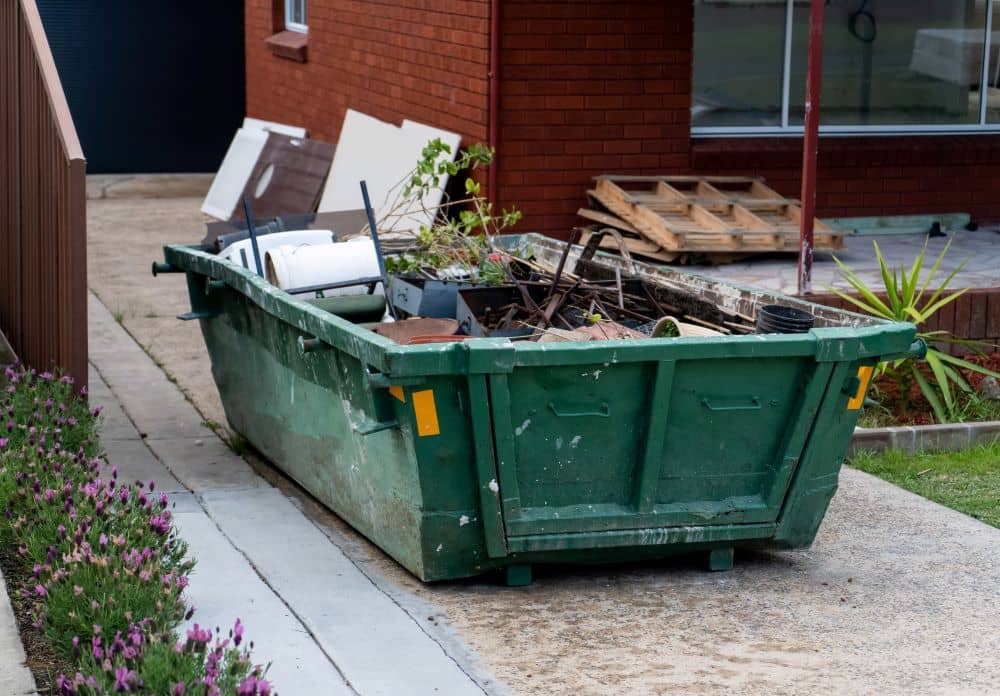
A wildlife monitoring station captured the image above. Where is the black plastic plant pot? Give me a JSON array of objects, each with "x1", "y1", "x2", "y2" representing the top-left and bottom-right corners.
[{"x1": 756, "y1": 304, "x2": 816, "y2": 334}]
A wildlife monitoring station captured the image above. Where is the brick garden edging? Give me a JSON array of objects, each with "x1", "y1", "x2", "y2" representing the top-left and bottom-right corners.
[{"x1": 850, "y1": 421, "x2": 1000, "y2": 455}]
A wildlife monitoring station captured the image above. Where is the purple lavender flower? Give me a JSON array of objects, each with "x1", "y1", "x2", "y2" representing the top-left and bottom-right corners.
[
  {"x1": 233, "y1": 618, "x2": 244, "y2": 647},
  {"x1": 173, "y1": 683, "x2": 186, "y2": 695},
  {"x1": 34, "y1": 584, "x2": 47, "y2": 597},
  {"x1": 112, "y1": 666, "x2": 135, "y2": 692}
]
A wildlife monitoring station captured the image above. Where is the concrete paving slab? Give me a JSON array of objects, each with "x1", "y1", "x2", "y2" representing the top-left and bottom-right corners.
[
  {"x1": 87, "y1": 173, "x2": 213, "y2": 200},
  {"x1": 102, "y1": 439, "x2": 185, "y2": 493},
  {"x1": 172, "y1": 508, "x2": 354, "y2": 695},
  {"x1": 690, "y1": 229, "x2": 1000, "y2": 295},
  {"x1": 0, "y1": 571, "x2": 35, "y2": 695},
  {"x1": 145, "y1": 436, "x2": 266, "y2": 492},
  {"x1": 88, "y1": 186, "x2": 1000, "y2": 694},
  {"x1": 91, "y1": 387, "x2": 139, "y2": 442},
  {"x1": 199, "y1": 487, "x2": 486, "y2": 696}
]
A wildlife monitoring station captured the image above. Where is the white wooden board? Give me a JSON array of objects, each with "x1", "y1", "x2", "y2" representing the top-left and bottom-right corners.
[
  {"x1": 396, "y1": 120, "x2": 462, "y2": 232},
  {"x1": 201, "y1": 128, "x2": 268, "y2": 220},
  {"x1": 317, "y1": 110, "x2": 407, "y2": 217}
]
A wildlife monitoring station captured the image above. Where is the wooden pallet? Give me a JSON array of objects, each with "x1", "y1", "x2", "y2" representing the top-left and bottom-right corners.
[{"x1": 589, "y1": 175, "x2": 844, "y2": 253}]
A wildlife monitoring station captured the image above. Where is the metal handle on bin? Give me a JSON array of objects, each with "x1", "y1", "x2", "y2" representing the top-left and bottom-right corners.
[
  {"x1": 151, "y1": 261, "x2": 182, "y2": 276},
  {"x1": 298, "y1": 336, "x2": 328, "y2": 355},
  {"x1": 548, "y1": 401, "x2": 610, "y2": 418},
  {"x1": 907, "y1": 338, "x2": 928, "y2": 360},
  {"x1": 879, "y1": 338, "x2": 928, "y2": 363},
  {"x1": 701, "y1": 397, "x2": 761, "y2": 412}
]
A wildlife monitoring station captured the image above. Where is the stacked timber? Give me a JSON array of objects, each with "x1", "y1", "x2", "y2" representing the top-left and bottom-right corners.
[{"x1": 578, "y1": 175, "x2": 844, "y2": 265}]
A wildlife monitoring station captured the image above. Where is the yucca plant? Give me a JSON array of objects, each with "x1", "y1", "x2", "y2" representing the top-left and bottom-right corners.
[{"x1": 830, "y1": 239, "x2": 1000, "y2": 423}]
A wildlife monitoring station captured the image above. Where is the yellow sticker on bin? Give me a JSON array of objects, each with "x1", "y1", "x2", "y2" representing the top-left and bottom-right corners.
[
  {"x1": 388, "y1": 385, "x2": 405, "y2": 403},
  {"x1": 847, "y1": 366, "x2": 875, "y2": 411},
  {"x1": 412, "y1": 389, "x2": 441, "y2": 437}
]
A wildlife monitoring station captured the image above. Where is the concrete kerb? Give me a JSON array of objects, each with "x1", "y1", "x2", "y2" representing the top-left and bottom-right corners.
[
  {"x1": 0, "y1": 570, "x2": 36, "y2": 695},
  {"x1": 850, "y1": 420, "x2": 1000, "y2": 455}
]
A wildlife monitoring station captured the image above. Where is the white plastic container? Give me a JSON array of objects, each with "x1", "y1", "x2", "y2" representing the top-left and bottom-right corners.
[
  {"x1": 265, "y1": 237, "x2": 383, "y2": 297},
  {"x1": 220, "y1": 230, "x2": 334, "y2": 270}
]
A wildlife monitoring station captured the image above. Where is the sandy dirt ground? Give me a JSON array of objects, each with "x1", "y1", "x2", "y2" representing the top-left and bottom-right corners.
[{"x1": 88, "y1": 188, "x2": 1000, "y2": 695}]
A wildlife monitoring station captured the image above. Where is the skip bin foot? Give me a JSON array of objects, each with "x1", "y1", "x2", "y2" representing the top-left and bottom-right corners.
[
  {"x1": 706, "y1": 548, "x2": 734, "y2": 572},
  {"x1": 505, "y1": 564, "x2": 532, "y2": 587}
]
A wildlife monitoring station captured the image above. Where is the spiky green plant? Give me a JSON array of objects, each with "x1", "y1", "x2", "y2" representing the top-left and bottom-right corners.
[{"x1": 830, "y1": 239, "x2": 999, "y2": 423}]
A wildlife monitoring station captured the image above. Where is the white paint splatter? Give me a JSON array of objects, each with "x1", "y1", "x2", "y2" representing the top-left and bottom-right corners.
[
  {"x1": 436, "y1": 543, "x2": 443, "y2": 553},
  {"x1": 570, "y1": 435, "x2": 582, "y2": 448},
  {"x1": 555, "y1": 436, "x2": 563, "y2": 450},
  {"x1": 514, "y1": 418, "x2": 531, "y2": 437},
  {"x1": 592, "y1": 369, "x2": 602, "y2": 380},
  {"x1": 459, "y1": 515, "x2": 470, "y2": 526},
  {"x1": 488, "y1": 479, "x2": 500, "y2": 493}
]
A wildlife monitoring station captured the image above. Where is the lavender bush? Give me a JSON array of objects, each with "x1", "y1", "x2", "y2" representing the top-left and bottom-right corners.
[{"x1": 0, "y1": 367, "x2": 273, "y2": 694}]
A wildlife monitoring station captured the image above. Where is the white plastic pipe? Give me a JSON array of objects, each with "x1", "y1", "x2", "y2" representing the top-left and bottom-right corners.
[
  {"x1": 265, "y1": 237, "x2": 383, "y2": 297},
  {"x1": 220, "y1": 229, "x2": 334, "y2": 269}
]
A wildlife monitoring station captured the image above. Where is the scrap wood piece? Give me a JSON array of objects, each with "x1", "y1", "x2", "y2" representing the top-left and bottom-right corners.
[
  {"x1": 232, "y1": 132, "x2": 336, "y2": 222},
  {"x1": 591, "y1": 176, "x2": 845, "y2": 254},
  {"x1": 577, "y1": 207, "x2": 642, "y2": 235},
  {"x1": 578, "y1": 229, "x2": 681, "y2": 264}
]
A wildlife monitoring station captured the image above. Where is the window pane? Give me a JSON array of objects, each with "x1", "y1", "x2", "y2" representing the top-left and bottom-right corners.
[
  {"x1": 789, "y1": 1, "x2": 987, "y2": 126},
  {"x1": 692, "y1": 0, "x2": 788, "y2": 128},
  {"x1": 986, "y1": 2, "x2": 1000, "y2": 122},
  {"x1": 287, "y1": 0, "x2": 306, "y2": 27}
]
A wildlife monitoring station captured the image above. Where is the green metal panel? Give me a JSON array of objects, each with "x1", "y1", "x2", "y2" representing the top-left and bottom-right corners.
[{"x1": 159, "y1": 234, "x2": 920, "y2": 582}]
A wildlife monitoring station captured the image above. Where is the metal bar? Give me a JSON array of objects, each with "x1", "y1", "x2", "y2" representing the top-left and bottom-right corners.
[
  {"x1": 694, "y1": 123, "x2": 1000, "y2": 137},
  {"x1": 634, "y1": 361, "x2": 676, "y2": 513},
  {"x1": 764, "y1": 362, "x2": 834, "y2": 508},
  {"x1": 282, "y1": 276, "x2": 383, "y2": 296},
  {"x1": 468, "y1": 374, "x2": 508, "y2": 558},
  {"x1": 980, "y1": 0, "x2": 995, "y2": 125},
  {"x1": 487, "y1": 374, "x2": 523, "y2": 523},
  {"x1": 797, "y1": 0, "x2": 826, "y2": 296},
  {"x1": 360, "y1": 180, "x2": 396, "y2": 319},
  {"x1": 241, "y1": 195, "x2": 265, "y2": 277}
]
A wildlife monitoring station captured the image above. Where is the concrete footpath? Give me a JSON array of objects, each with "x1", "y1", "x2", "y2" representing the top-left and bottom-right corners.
[
  {"x1": 87, "y1": 291, "x2": 496, "y2": 696},
  {"x1": 72, "y1": 177, "x2": 1000, "y2": 694}
]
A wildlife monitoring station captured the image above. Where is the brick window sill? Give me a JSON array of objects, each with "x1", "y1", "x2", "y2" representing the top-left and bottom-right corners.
[{"x1": 265, "y1": 30, "x2": 307, "y2": 63}]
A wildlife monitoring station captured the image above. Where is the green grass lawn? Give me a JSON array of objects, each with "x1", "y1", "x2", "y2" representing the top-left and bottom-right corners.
[{"x1": 850, "y1": 440, "x2": 1000, "y2": 528}]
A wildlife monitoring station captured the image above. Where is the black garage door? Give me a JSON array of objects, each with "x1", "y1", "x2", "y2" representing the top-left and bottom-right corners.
[{"x1": 37, "y1": 1, "x2": 245, "y2": 173}]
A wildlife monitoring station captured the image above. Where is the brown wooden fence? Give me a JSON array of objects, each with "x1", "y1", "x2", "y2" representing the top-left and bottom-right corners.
[
  {"x1": 809, "y1": 289, "x2": 1000, "y2": 355},
  {"x1": 0, "y1": 0, "x2": 87, "y2": 390}
]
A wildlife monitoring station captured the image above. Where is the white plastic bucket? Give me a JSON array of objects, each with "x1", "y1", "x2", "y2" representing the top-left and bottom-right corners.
[
  {"x1": 265, "y1": 237, "x2": 383, "y2": 297},
  {"x1": 220, "y1": 229, "x2": 335, "y2": 269}
]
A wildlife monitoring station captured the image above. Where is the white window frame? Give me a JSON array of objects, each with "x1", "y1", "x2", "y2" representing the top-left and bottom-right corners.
[
  {"x1": 285, "y1": 0, "x2": 308, "y2": 34},
  {"x1": 692, "y1": 0, "x2": 1000, "y2": 138}
]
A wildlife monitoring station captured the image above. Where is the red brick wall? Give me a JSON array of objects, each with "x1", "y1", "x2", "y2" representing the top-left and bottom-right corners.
[
  {"x1": 244, "y1": 0, "x2": 490, "y2": 147},
  {"x1": 691, "y1": 136, "x2": 1000, "y2": 225},
  {"x1": 496, "y1": 0, "x2": 693, "y2": 237},
  {"x1": 245, "y1": 0, "x2": 1000, "y2": 237},
  {"x1": 495, "y1": 0, "x2": 1000, "y2": 237}
]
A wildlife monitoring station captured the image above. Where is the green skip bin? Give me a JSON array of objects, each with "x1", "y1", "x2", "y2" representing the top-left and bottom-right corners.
[{"x1": 157, "y1": 234, "x2": 922, "y2": 585}]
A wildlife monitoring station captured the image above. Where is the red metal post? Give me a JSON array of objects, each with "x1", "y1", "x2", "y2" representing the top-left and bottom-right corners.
[
  {"x1": 797, "y1": 0, "x2": 826, "y2": 295},
  {"x1": 487, "y1": 0, "x2": 500, "y2": 209}
]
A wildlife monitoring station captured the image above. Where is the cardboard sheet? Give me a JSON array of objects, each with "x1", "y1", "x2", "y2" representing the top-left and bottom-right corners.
[{"x1": 233, "y1": 132, "x2": 335, "y2": 221}]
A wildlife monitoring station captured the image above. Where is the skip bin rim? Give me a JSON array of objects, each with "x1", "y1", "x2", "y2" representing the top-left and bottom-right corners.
[{"x1": 162, "y1": 234, "x2": 916, "y2": 380}]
